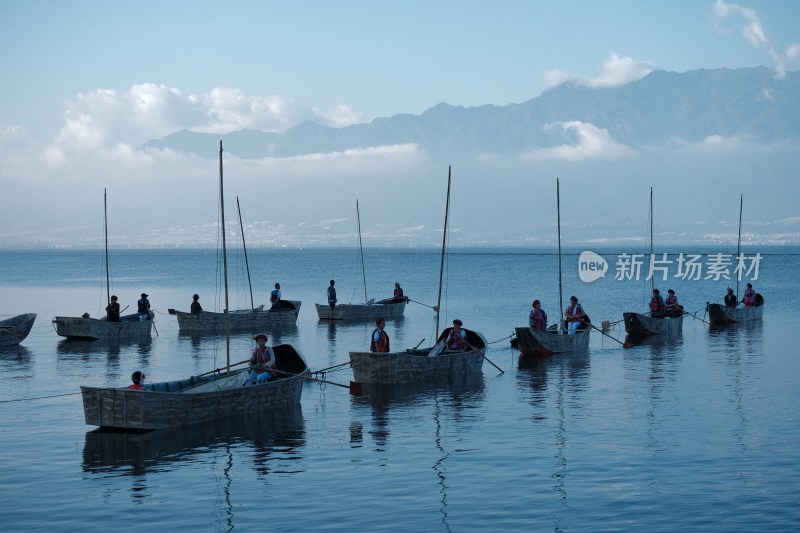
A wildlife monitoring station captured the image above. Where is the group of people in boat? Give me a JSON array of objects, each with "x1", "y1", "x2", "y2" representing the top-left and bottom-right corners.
[
  {"x1": 649, "y1": 288, "x2": 683, "y2": 318},
  {"x1": 528, "y1": 295, "x2": 588, "y2": 334},
  {"x1": 725, "y1": 283, "x2": 758, "y2": 307},
  {"x1": 369, "y1": 316, "x2": 470, "y2": 353},
  {"x1": 105, "y1": 292, "x2": 151, "y2": 322}
]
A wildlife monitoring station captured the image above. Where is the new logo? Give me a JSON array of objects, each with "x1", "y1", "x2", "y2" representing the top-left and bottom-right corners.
[{"x1": 578, "y1": 251, "x2": 608, "y2": 283}]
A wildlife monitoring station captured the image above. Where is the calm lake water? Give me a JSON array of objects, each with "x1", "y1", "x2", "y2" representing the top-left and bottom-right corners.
[{"x1": 1, "y1": 247, "x2": 798, "y2": 532}]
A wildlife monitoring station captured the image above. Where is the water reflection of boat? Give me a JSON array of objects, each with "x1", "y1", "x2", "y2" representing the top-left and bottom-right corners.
[
  {"x1": 56, "y1": 336, "x2": 153, "y2": 357},
  {"x1": 82, "y1": 406, "x2": 305, "y2": 475},
  {"x1": 624, "y1": 330, "x2": 683, "y2": 348}
]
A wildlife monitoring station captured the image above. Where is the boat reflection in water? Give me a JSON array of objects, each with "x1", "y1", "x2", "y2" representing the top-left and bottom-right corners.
[{"x1": 82, "y1": 406, "x2": 305, "y2": 480}]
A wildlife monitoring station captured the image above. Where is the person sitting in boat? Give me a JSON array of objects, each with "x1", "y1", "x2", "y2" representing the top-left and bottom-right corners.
[
  {"x1": 664, "y1": 289, "x2": 681, "y2": 317},
  {"x1": 564, "y1": 296, "x2": 586, "y2": 334},
  {"x1": 724, "y1": 287, "x2": 737, "y2": 308},
  {"x1": 371, "y1": 317, "x2": 390, "y2": 352},
  {"x1": 392, "y1": 282, "x2": 408, "y2": 303},
  {"x1": 743, "y1": 283, "x2": 756, "y2": 307},
  {"x1": 649, "y1": 289, "x2": 665, "y2": 318},
  {"x1": 529, "y1": 300, "x2": 547, "y2": 331},
  {"x1": 190, "y1": 294, "x2": 203, "y2": 315},
  {"x1": 128, "y1": 370, "x2": 145, "y2": 391},
  {"x1": 327, "y1": 280, "x2": 337, "y2": 309},
  {"x1": 137, "y1": 293, "x2": 151, "y2": 321},
  {"x1": 270, "y1": 283, "x2": 282, "y2": 309},
  {"x1": 105, "y1": 295, "x2": 120, "y2": 322},
  {"x1": 249, "y1": 333, "x2": 276, "y2": 385},
  {"x1": 447, "y1": 319, "x2": 469, "y2": 351}
]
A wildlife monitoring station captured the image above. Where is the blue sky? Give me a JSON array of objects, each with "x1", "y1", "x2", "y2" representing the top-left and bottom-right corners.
[{"x1": 1, "y1": 0, "x2": 799, "y2": 247}]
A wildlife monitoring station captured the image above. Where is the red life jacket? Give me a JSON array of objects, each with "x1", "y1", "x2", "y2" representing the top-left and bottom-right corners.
[{"x1": 650, "y1": 296, "x2": 665, "y2": 313}]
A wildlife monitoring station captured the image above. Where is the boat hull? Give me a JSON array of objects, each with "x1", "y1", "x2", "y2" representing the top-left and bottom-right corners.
[
  {"x1": 0, "y1": 313, "x2": 37, "y2": 346},
  {"x1": 706, "y1": 302, "x2": 764, "y2": 326},
  {"x1": 315, "y1": 299, "x2": 406, "y2": 321},
  {"x1": 623, "y1": 312, "x2": 683, "y2": 337},
  {"x1": 80, "y1": 344, "x2": 308, "y2": 430},
  {"x1": 171, "y1": 301, "x2": 301, "y2": 333},
  {"x1": 53, "y1": 312, "x2": 153, "y2": 340},
  {"x1": 514, "y1": 326, "x2": 590, "y2": 358},
  {"x1": 349, "y1": 328, "x2": 486, "y2": 385}
]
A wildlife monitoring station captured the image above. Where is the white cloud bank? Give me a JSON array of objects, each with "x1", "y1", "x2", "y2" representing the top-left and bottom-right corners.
[
  {"x1": 544, "y1": 53, "x2": 655, "y2": 89},
  {"x1": 49, "y1": 84, "x2": 364, "y2": 154},
  {"x1": 522, "y1": 121, "x2": 635, "y2": 161}
]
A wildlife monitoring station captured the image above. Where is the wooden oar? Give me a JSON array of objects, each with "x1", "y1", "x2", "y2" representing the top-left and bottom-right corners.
[
  {"x1": 584, "y1": 320, "x2": 632, "y2": 349},
  {"x1": 408, "y1": 298, "x2": 437, "y2": 310},
  {"x1": 464, "y1": 340, "x2": 504, "y2": 374},
  {"x1": 685, "y1": 308, "x2": 712, "y2": 326},
  {"x1": 274, "y1": 369, "x2": 362, "y2": 396},
  {"x1": 313, "y1": 361, "x2": 351, "y2": 374},
  {"x1": 196, "y1": 357, "x2": 252, "y2": 378}
]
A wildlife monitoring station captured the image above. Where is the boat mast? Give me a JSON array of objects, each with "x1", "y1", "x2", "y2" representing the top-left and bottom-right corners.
[
  {"x1": 356, "y1": 199, "x2": 368, "y2": 303},
  {"x1": 435, "y1": 166, "x2": 452, "y2": 337},
  {"x1": 736, "y1": 193, "x2": 743, "y2": 300},
  {"x1": 556, "y1": 178, "x2": 563, "y2": 326},
  {"x1": 236, "y1": 196, "x2": 255, "y2": 311},
  {"x1": 219, "y1": 142, "x2": 231, "y2": 370},
  {"x1": 649, "y1": 187, "x2": 654, "y2": 293},
  {"x1": 104, "y1": 188, "x2": 110, "y2": 305}
]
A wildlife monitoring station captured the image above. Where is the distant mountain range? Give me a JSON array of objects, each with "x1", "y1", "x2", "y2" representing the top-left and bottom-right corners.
[{"x1": 141, "y1": 67, "x2": 800, "y2": 159}]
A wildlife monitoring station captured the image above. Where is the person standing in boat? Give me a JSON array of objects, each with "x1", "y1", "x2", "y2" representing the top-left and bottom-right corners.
[
  {"x1": 743, "y1": 283, "x2": 756, "y2": 306},
  {"x1": 137, "y1": 293, "x2": 151, "y2": 321},
  {"x1": 249, "y1": 333, "x2": 276, "y2": 384},
  {"x1": 392, "y1": 282, "x2": 407, "y2": 302},
  {"x1": 128, "y1": 371, "x2": 145, "y2": 390},
  {"x1": 270, "y1": 283, "x2": 282, "y2": 309},
  {"x1": 371, "y1": 317, "x2": 390, "y2": 353},
  {"x1": 327, "y1": 280, "x2": 337, "y2": 309},
  {"x1": 529, "y1": 300, "x2": 547, "y2": 331},
  {"x1": 565, "y1": 296, "x2": 587, "y2": 334},
  {"x1": 664, "y1": 289, "x2": 680, "y2": 316},
  {"x1": 724, "y1": 287, "x2": 737, "y2": 307},
  {"x1": 105, "y1": 295, "x2": 120, "y2": 322},
  {"x1": 447, "y1": 319, "x2": 469, "y2": 350},
  {"x1": 190, "y1": 294, "x2": 203, "y2": 315},
  {"x1": 649, "y1": 289, "x2": 665, "y2": 318}
]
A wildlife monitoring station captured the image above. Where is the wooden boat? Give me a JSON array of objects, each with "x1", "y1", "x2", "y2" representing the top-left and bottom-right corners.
[
  {"x1": 623, "y1": 311, "x2": 683, "y2": 337},
  {"x1": 81, "y1": 344, "x2": 308, "y2": 430},
  {"x1": 350, "y1": 327, "x2": 486, "y2": 385},
  {"x1": 705, "y1": 195, "x2": 766, "y2": 327},
  {"x1": 706, "y1": 298, "x2": 764, "y2": 326},
  {"x1": 53, "y1": 311, "x2": 154, "y2": 340},
  {"x1": 349, "y1": 167, "x2": 487, "y2": 385},
  {"x1": 316, "y1": 200, "x2": 406, "y2": 321},
  {"x1": 516, "y1": 178, "x2": 590, "y2": 363},
  {"x1": 170, "y1": 302, "x2": 301, "y2": 334},
  {"x1": 169, "y1": 196, "x2": 300, "y2": 333},
  {"x1": 0, "y1": 313, "x2": 37, "y2": 346},
  {"x1": 80, "y1": 142, "x2": 308, "y2": 430},
  {"x1": 53, "y1": 190, "x2": 154, "y2": 341},
  {"x1": 623, "y1": 188, "x2": 684, "y2": 338}
]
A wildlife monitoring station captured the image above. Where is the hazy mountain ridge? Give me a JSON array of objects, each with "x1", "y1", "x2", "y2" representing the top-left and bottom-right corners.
[{"x1": 141, "y1": 67, "x2": 800, "y2": 159}]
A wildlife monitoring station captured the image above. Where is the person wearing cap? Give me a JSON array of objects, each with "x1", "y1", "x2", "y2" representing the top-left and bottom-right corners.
[
  {"x1": 137, "y1": 293, "x2": 151, "y2": 321},
  {"x1": 648, "y1": 289, "x2": 665, "y2": 318},
  {"x1": 105, "y1": 295, "x2": 120, "y2": 322},
  {"x1": 665, "y1": 289, "x2": 680, "y2": 316},
  {"x1": 370, "y1": 317, "x2": 390, "y2": 353},
  {"x1": 327, "y1": 280, "x2": 337, "y2": 309},
  {"x1": 529, "y1": 300, "x2": 547, "y2": 331},
  {"x1": 128, "y1": 370, "x2": 146, "y2": 390},
  {"x1": 565, "y1": 296, "x2": 587, "y2": 334},
  {"x1": 724, "y1": 287, "x2": 737, "y2": 308},
  {"x1": 392, "y1": 282, "x2": 407, "y2": 303},
  {"x1": 249, "y1": 333, "x2": 276, "y2": 384},
  {"x1": 190, "y1": 294, "x2": 203, "y2": 315},
  {"x1": 446, "y1": 319, "x2": 469, "y2": 351},
  {"x1": 270, "y1": 283, "x2": 282, "y2": 309}
]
